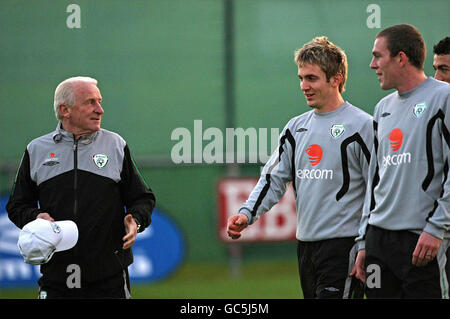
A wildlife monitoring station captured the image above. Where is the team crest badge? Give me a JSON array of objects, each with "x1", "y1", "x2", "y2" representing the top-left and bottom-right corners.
[
  {"x1": 93, "y1": 154, "x2": 108, "y2": 168},
  {"x1": 50, "y1": 222, "x2": 61, "y2": 233},
  {"x1": 331, "y1": 124, "x2": 345, "y2": 139},
  {"x1": 413, "y1": 102, "x2": 427, "y2": 118}
]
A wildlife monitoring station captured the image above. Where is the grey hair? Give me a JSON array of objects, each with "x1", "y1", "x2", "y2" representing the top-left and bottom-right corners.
[{"x1": 53, "y1": 76, "x2": 98, "y2": 120}]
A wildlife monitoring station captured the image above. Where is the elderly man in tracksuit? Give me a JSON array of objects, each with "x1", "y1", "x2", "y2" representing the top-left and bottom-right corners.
[
  {"x1": 227, "y1": 37, "x2": 373, "y2": 299},
  {"x1": 7, "y1": 76, "x2": 156, "y2": 298}
]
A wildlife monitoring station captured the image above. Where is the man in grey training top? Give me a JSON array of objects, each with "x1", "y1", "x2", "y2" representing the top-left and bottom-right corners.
[
  {"x1": 353, "y1": 24, "x2": 450, "y2": 298},
  {"x1": 432, "y1": 35, "x2": 450, "y2": 289},
  {"x1": 227, "y1": 37, "x2": 373, "y2": 299}
]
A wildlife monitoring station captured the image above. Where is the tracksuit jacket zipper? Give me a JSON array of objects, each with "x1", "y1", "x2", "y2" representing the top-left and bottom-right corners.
[
  {"x1": 73, "y1": 137, "x2": 79, "y2": 257},
  {"x1": 73, "y1": 137, "x2": 79, "y2": 220}
]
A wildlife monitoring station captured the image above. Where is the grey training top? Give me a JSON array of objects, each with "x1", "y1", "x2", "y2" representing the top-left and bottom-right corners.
[
  {"x1": 27, "y1": 122, "x2": 126, "y2": 186},
  {"x1": 357, "y1": 78, "x2": 450, "y2": 249},
  {"x1": 239, "y1": 102, "x2": 373, "y2": 241}
]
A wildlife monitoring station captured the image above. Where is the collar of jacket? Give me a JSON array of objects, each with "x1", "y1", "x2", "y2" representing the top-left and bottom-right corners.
[{"x1": 52, "y1": 122, "x2": 99, "y2": 145}]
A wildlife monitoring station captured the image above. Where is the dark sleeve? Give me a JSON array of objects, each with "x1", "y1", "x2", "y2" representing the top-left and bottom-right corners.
[
  {"x1": 119, "y1": 144, "x2": 156, "y2": 232},
  {"x1": 6, "y1": 149, "x2": 43, "y2": 229}
]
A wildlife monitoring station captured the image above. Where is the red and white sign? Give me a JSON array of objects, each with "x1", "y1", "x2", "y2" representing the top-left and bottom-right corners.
[{"x1": 217, "y1": 178, "x2": 297, "y2": 242}]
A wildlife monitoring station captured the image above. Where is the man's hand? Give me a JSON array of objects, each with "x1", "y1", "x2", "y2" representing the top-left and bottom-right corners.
[
  {"x1": 227, "y1": 214, "x2": 249, "y2": 240},
  {"x1": 36, "y1": 212, "x2": 54, "y2": 222},
  {"x1": 412, "y1": 231, "x2": 442, "y2": 267},
  {"x1": 123, "y1": 214, "x2": 138, "y2": 250},
  {"x1": 350, "y1": 249, "x2": 366, "y2": 283}
]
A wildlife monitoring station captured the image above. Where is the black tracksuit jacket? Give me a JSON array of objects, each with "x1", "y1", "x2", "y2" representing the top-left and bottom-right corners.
[{"x1": 6, "y1": 123, "x2": 156, "y2": 286}]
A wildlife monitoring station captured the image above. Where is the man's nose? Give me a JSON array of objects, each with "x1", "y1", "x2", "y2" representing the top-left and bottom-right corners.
[
  {"x1": 434, "y1": 71, "x2": 443, "y2": 81},
  {"x1": 300, "y1": 80, "x2": 309, "y2": 91},
  {"x1": 95, "y1": 103, "x2": 104, "y2": 114}
]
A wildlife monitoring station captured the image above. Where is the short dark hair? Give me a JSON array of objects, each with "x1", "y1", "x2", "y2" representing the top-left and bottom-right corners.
[
  {"x1": 377, "y1": 24, "x2": 426, "y2": 69},
  {"x1": 433, "y1": 37, "x2": 450, "y2": 55}
]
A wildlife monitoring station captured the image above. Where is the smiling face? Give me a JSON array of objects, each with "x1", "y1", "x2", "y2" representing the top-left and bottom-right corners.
[
  {"x1": 298, "y1": 63, "x2": 339, "y2": 112},
  {"x1": 60, "y1": 82, "x2": 104, "y2": 138},
  {"x1": 370, "y1": 36, "x2": 401, "y2": 90}
]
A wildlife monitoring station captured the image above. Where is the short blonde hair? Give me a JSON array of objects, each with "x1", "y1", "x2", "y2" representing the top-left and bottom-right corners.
[
  {"x1": 294, "y1": 37, "x2": 348, "y2": 93},
  {"x1": 53, "y1": 76, "x2": 98, "y2": 120}
]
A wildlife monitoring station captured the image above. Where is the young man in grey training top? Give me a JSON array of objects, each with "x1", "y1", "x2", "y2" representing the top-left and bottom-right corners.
[
  {"x1": 227, "y1": 37, "x2": 373, "y2": 299},
  {"x1": 353, "y1": 24, "x2": 450, "y2": 298}
]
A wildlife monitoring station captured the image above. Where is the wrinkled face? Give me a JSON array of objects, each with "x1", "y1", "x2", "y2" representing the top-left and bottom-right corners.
[
  {"x1": 62, "y1": 82, "x2": 103, "y2": 137},
  {"x1": 297, "y1": 63, "x2": 336, "y2": 111},
  {"x1": 433, "y1": 54, "x2": 450, "y2": 83},
  {"x1": 370, "y1": 36, "x2": 401, "y2": 90}
]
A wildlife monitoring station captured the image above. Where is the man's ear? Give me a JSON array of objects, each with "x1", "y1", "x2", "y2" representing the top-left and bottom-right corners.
[
  {"x1": 331, "y1": 73, "x2": 343, "y2": 89},
  {"x1": 59, "y1": 104, "x2": 71, "y2": 118},
  {"x1": 397, "y1": 51, "x2": 408, "y2": 67}
]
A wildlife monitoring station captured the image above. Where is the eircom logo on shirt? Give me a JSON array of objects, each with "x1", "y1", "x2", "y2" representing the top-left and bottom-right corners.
[
  {"x1": 297, "y1": 144, "x2": 333, "y2": 179},
  {"x1": 382, "y1": 128, "x2": 412, "y2": 166},
  {"x1": 306, "y1": 144, "x2": 322, "y2": 166},
  {"x1": 389, "y1": 128, "x2": 403, "y2": 151}
]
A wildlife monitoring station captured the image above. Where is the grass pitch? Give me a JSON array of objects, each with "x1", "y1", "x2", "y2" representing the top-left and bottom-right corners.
[{"x1": 0, "y1": 259, "x2": 302, "y2": 299}]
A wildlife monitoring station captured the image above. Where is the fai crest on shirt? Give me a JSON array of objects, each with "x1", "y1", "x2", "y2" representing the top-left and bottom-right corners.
[
  {"x1": 330, "y1": 124, "x2": 345, "y2": 139},
  {"x1": 93, "y1": 154, "x2": 109, "y2": 168},
  {"x1": 413, "y1": 102, "x2": 427, "y2": 118}
]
